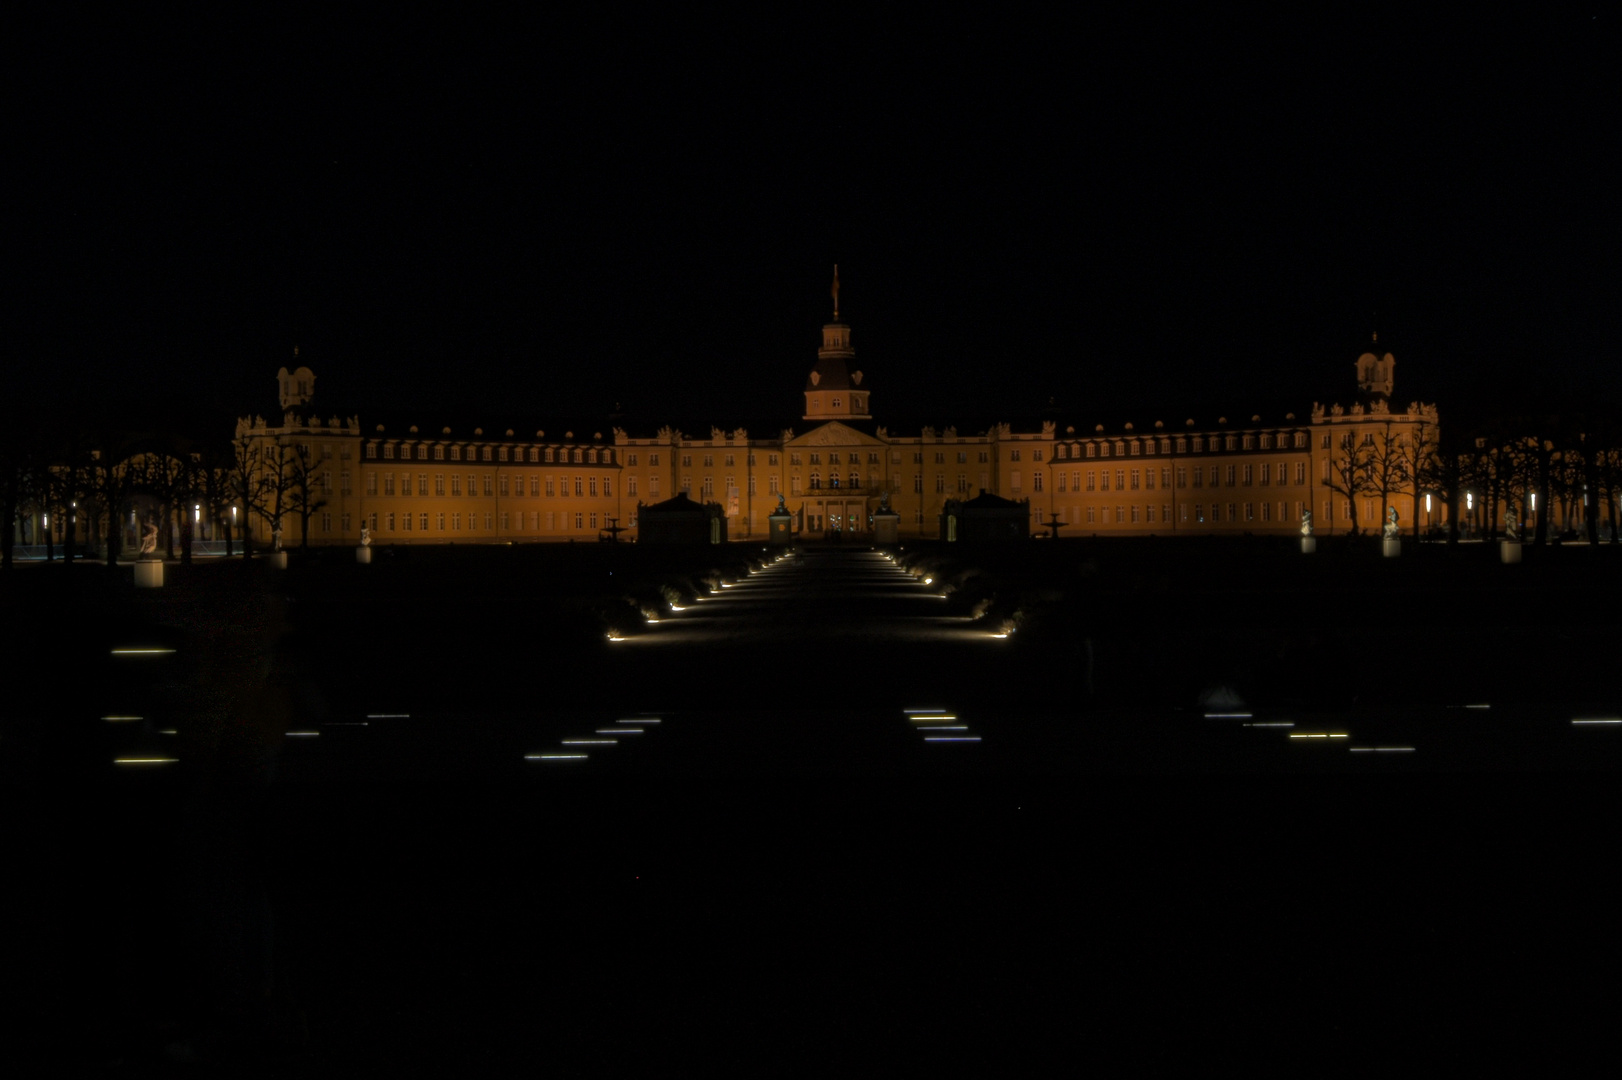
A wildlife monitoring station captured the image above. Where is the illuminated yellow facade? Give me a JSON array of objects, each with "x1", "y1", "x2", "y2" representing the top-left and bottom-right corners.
[{"x1": 238, "y1": 294, "x2": 1442, "y2": 546}]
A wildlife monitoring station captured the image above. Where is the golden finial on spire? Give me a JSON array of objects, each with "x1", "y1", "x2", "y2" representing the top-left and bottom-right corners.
[{"x1": 831, "y1": 264, "x2": 840, "y2": 321}]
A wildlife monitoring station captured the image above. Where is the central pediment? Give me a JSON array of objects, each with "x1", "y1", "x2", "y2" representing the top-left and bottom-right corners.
[{"x1": 786, "y1": 421, "x2": 886, "y2": 448}]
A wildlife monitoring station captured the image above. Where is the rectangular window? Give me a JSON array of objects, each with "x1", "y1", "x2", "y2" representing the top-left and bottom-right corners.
[
  {"x1": 1228, "y1": 503, "x2": 1237, "y2": 522},
  {"x1": 1058, "y1": 472, "x2": 1067, "y2": 493},
  {"x1": 320, "y1": 512, "x2": 331, "y2": 532},
  {"x1": 1131, "y1": 505, "x2": 1140, "y2": 523},
  {"x1": 681, "y1": 477, "x2": 692, "y2": 493},
  {"x1": 590, "y1": 478, "x2": 599, "y2": 497},
  {"x1": 603, "y1": 477, "x2": 613, "y2": 498},
  {"x1": 401, "y1": 512, "x2": 412, "y2": 531},
  {"x1": 1130, "y1": 469, "x2": 1141, "y2": 490},
  {"x1": 367, "y1": 474, "x2": 378, "y2": 496},
  {"x1": 1245, "y1": 502, "x2": 1254, "y2": 521},
  {"x1": 436, "y1": 512, "x2": 445, "y2": 530},
  {"x1": 574, "y1": 477, "x2": 583, "y2": 496},
  {"x1": 1261, "y1": 502, "x2": 1271, "y2": 522},
  {"x1": 1087, "y1": 471, "x2": 1096, "y2": 492},
  {"x1": 341, "y1": 513, "x2": 351, "y2": 531},
  {"x1": 1243, "y1": 464, "x2": 1253, "y2": 485},
  {"x1": 485, "y1": 513, "x2": 493, "y2": 530},
  {"x1": 747, "y1": 475, "x2": 756, "y2": 496},
  {"x1": 1033, "y1": 472, "x2": 1043, "y2": 492},
  {"x1": 628, "y1": 477, "x2": 638, "y2": 497},
  {"x1": 419, "y1": 513, "x2": 428, "y2": 530},
  {"x1": 483, "y1": 476, "x2": 493, "y2": 496},
  {"x1": 1115, "y1": 470, "x2": 1125, "y2": 491},
  {"x1": 574, "y1": 513, "x2": 583, "y2": 529},
  {"x1": 500, "y1": 512, "x2": 509, "y2": 530},
  {"x1": 1087, "y1": 506, "x2": 1096, "y2": 523},
  {"x1": 386, "y1": 512, "x2": 395, "y2": 530},
  {"x1": 1225, "y1": 465, "x2": 1236, "y2": 486},
  {"x1": 384, "y1": 475, "x2": 395, "y2": 496},
  {"x1": 1010, "y1": 471, "x2": 1021, "y2": 493},
  {"x1": 1295, "y1": 462, "x2": 1305, "y2": 485},
  {"x1": 435, "y1": 474, "x2": 445, "y2": 496},
  {"x1": 499, "y1": 476, "x2": 509, "y2": 497},
  {"x1": 452, "y1": 513, "x2": 461, "y2": 530},
  {"x1": 1115, "y1": 507, "x2": 1125, "y2": 523},
  {"x1": 1145, "y1": 505, "x2": 1155, "y2": 523},
  {"x1": 935, "y1": 476, "x2": 946, "y2": 494}
]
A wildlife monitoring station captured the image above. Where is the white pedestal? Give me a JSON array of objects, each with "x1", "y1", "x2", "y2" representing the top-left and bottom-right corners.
[
  {"x1": 1500, "y1": 540, "x2": 1522, "y2": 564},
  {"x1": 134, "y1": 559, "x2": 164, "y2": 588},
  {"x1": 356, "y1": 545, "x2": 372, "y2": 564},
  {"x1": 1382, "y1": 538, "x2": 1401, "y2": 558},
  {"x1": 1300, "y1": 536, "x2": 1316, "y2": 554},
  {"x1": 267, "y1": 551, "x2": 289, "y2": 570}
]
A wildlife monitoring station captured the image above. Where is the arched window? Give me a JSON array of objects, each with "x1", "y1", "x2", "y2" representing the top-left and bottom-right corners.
[{"x1": 810, "y1": 472, "x2": 821, "y2": 489}]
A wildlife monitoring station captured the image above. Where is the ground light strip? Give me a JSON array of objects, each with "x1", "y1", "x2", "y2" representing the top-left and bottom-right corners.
[
  {"x1": 905, "y1": 708, "x2": 981, "y2": 746},
  {"x1": 528, "y1": 716, "x2": 664, "y2": 765}
]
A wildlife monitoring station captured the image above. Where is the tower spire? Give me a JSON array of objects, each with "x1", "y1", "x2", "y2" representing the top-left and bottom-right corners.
[{"x1": 831, "y1": 264, "x2": 840, "y2": 321}]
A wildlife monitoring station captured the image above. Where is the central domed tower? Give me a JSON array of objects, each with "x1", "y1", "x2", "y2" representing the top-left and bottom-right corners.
[{"x1": 803, "y1": 265, "x2": 871, "y2": 424}]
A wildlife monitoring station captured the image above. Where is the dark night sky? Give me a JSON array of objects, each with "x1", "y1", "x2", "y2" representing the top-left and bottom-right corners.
[{"x1": 11, "y1": 11, "x2": 1617, "y2": 436}]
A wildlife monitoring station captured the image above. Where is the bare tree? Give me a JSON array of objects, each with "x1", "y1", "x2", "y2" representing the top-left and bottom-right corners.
[
  {"x1": 1396, "y1": 410, "x2": 1440, "y2": 539},
  {"x1": 1367, "y1": 422, "x2": 1410, "y2": 535},
  {"x1": 227, "y1": 429, "x2": 269, "y2": 558},
  {"x1": 285, "y1": 441, "x2": 329, "y2": 550},
  {"x1": 82, "y1": 428, "x2": 145, "y2": 567},
  {"x1": 1319, "y1": 431, "x2": 1374, "y2": 536}
]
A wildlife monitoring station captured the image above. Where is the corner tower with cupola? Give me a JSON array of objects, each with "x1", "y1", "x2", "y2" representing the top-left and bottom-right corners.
[{"x1": 803, "y1": 265, "x2": 872, "y2": 424}]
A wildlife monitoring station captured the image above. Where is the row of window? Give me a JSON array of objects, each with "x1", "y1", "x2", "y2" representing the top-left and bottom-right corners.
[
  {"x1": 1054, "y1": 501, "x2": 1311, "y2": 526},
  {"x1": 1054, "y1": 433, "x2": 1310, "y2": 459},
  {"x1": 1052, "y1": 463, "x2": 1310, "y2": 493},
  {"x1": 366, "y1": 473, "x2": 615, "y2": 498},
  {"x1": 366, "y1": 510, "x2": 608, "y2": 532},
  {"x1": 369, "y1": 443, "x2": 616, "y2": 464}
]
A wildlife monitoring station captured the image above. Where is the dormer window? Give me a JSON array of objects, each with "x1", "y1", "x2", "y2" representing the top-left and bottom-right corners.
[{"x1": 831, "y1": 398, "x2": 841, "y2": 409}]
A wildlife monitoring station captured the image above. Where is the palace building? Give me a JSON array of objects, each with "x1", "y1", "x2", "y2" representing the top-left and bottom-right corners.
[{"x1": 234, "y1": 272, "x2": 1442, "y2": 547}]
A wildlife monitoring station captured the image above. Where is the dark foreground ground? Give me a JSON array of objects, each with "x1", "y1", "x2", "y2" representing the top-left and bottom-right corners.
[{"x1": 1, "y1": 539, "x2": 1617, "y2": 1074}]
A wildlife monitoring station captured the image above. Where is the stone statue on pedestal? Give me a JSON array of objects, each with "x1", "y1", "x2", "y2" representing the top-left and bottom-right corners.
[
  {"x1": 1383, "y1": 506, "x2": 1400, "y2": 539},
  {"x1": 1503, "y1": 504, "x2": 1519, "y2": 541},
  {"x1": 1300, "y1": 509, "x2": 1313, "y2": 537},
  {"x1": 139, "y1": 520, "x2": 159, "y2": 556},
  {"x1": 272, "y1": 525, "x2": 283, "y2": 552},
  {"x1": 359, "y1": 526, "x2": 371, "y2": 547}
]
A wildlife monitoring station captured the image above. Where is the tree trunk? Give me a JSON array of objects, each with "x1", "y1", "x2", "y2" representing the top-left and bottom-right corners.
[
  {"x1": 180, "y1": 515, "x2": 193, "y2": 565},
  {"x1": 0, "y1": 497, "x2": 15, "y2": 571},
  {"x1": 105, "y1": 508, "x2": 122, "y2": 567},
  {"x1": 1447, "y1": 489, "x2": 1460, "y2": 544},
  {"x1": 1533, "y1": 455, "x2": 1551, "y2": 545},
  {"x1": 224, "y1": 515, "x2": 234, "y2": 557},
  {"x1": 240, "y1": 515, "x2": 253, "y2": 559}
]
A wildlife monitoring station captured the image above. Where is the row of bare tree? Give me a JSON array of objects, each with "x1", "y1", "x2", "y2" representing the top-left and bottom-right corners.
[
  {"x1": 0, "y1": 422, "x2": 329, "y2": 571},
  {"x1": 1318, "y1": 413, "x2": 1622, "y2": 544}
]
